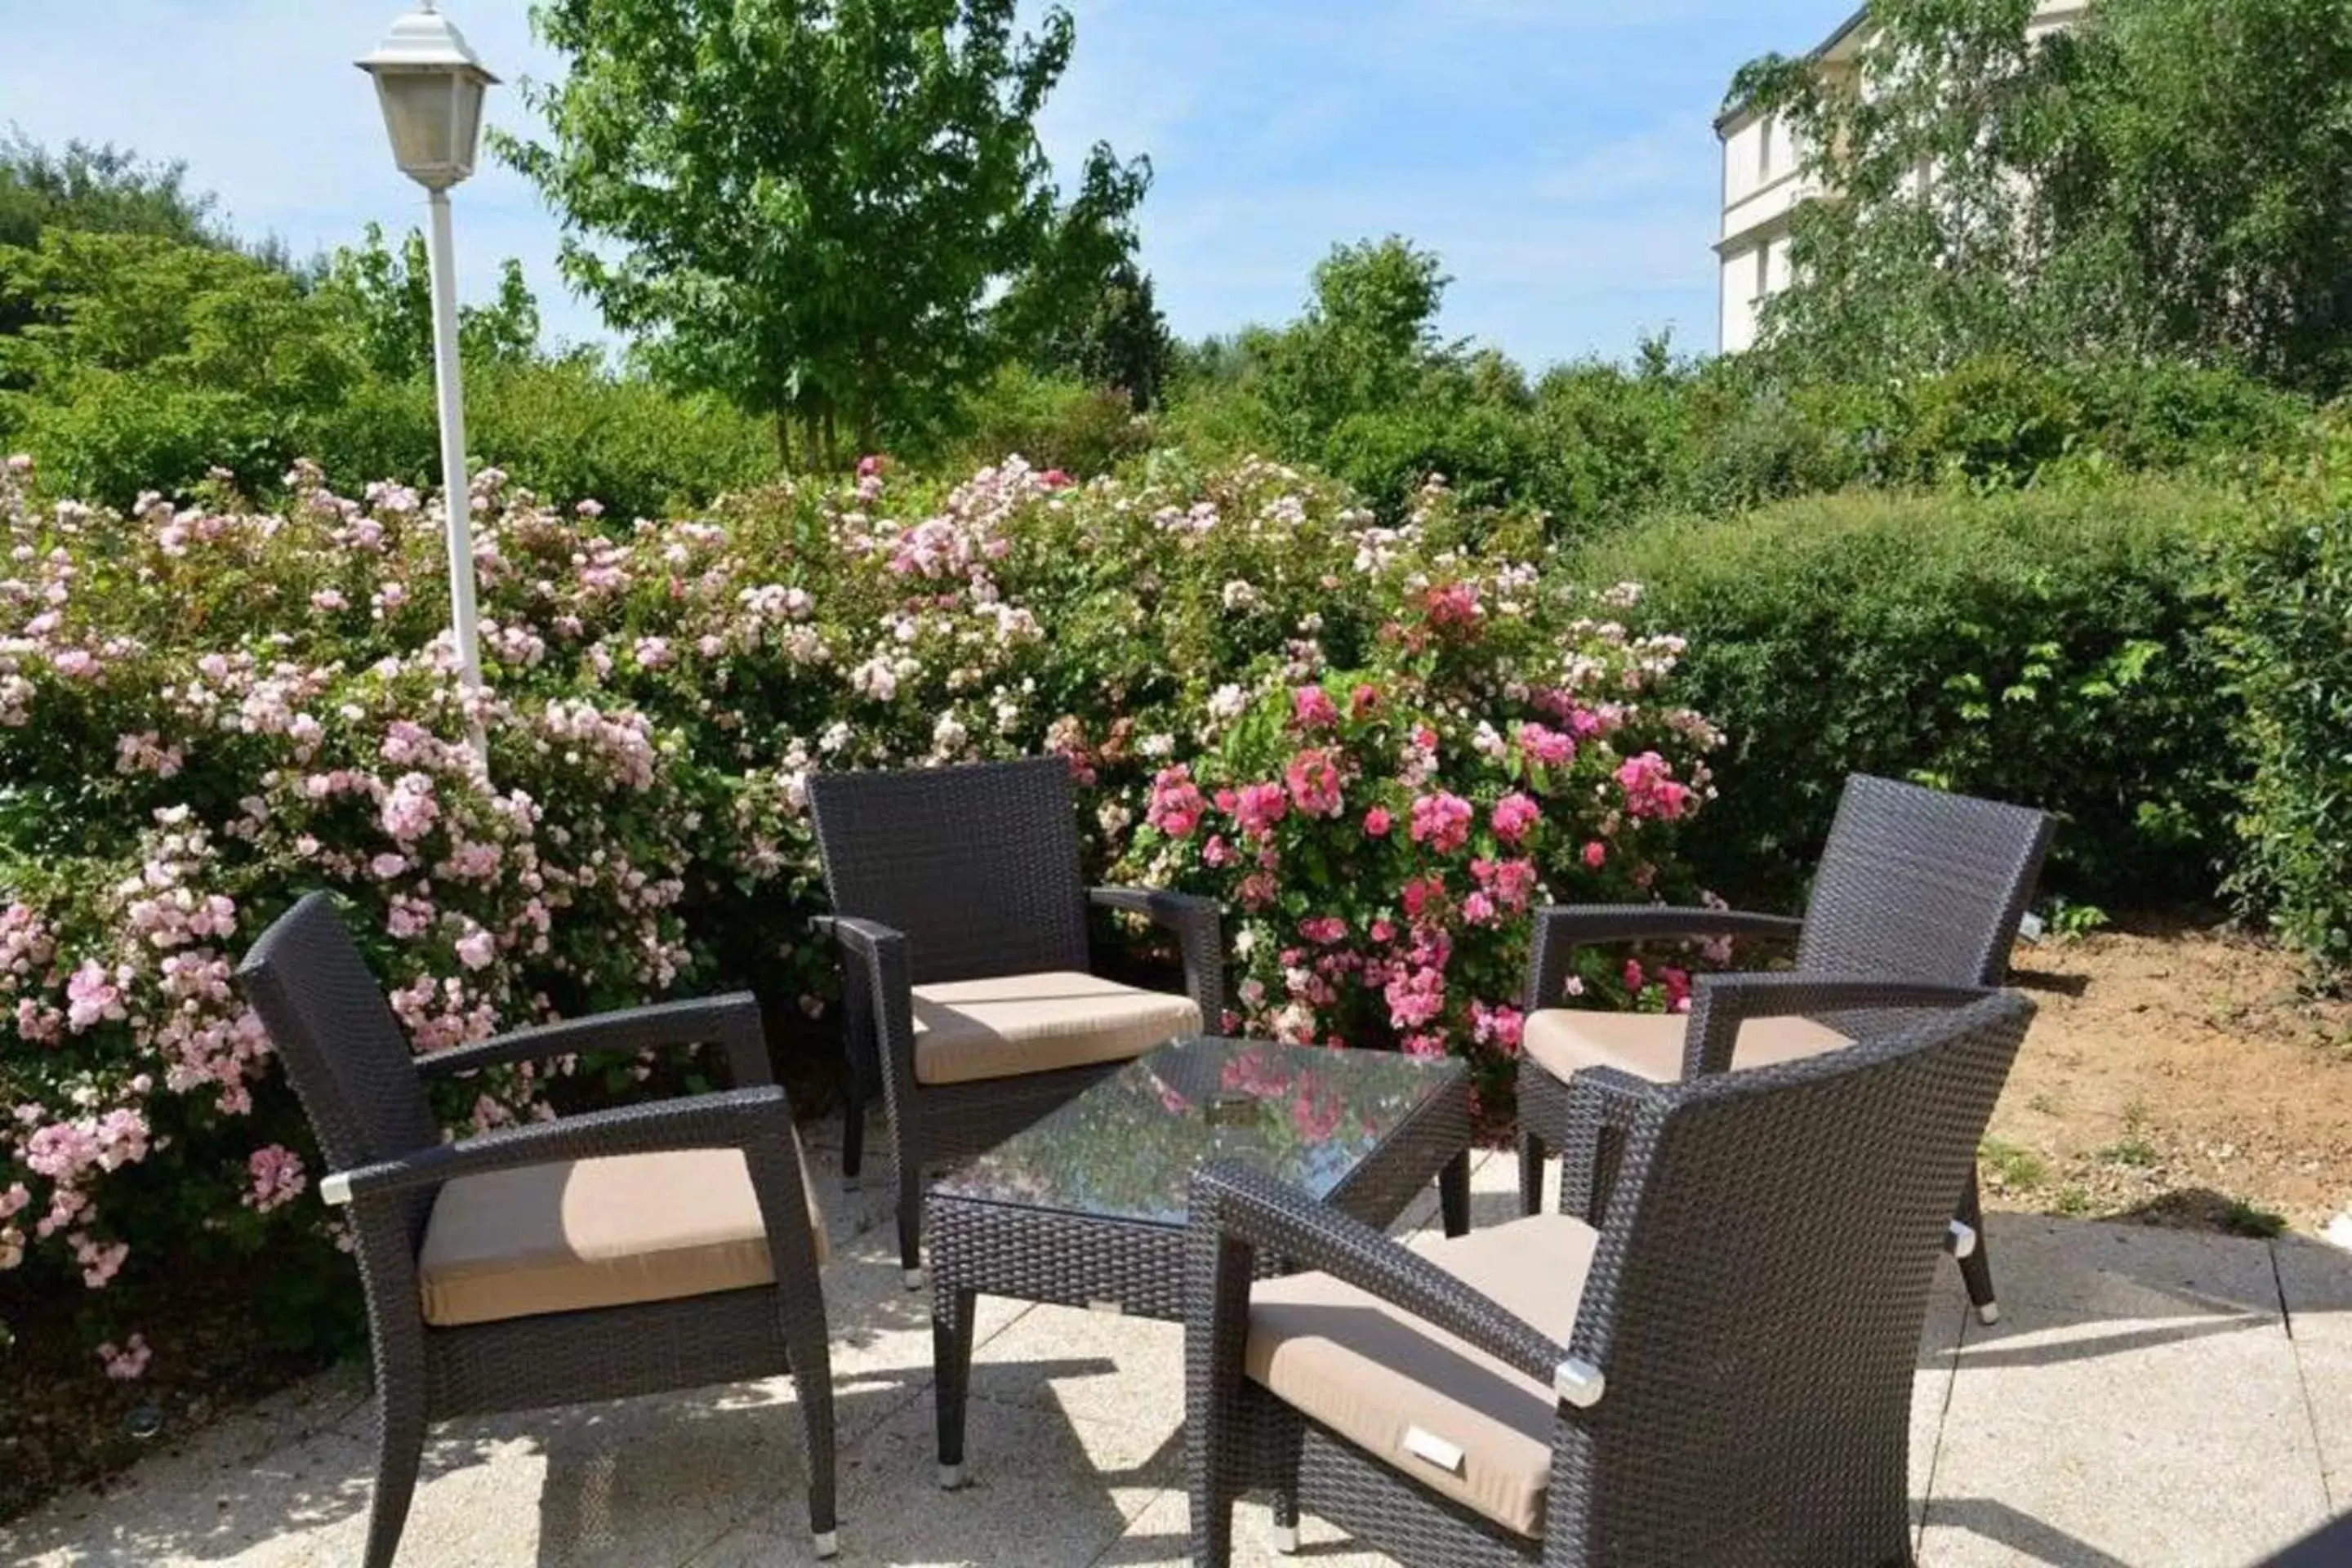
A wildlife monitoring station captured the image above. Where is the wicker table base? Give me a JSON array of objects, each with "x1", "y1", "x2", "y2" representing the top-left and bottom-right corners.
[{"x1": 924, "y1": 1036, "x2": 1474, "y2": 1484}]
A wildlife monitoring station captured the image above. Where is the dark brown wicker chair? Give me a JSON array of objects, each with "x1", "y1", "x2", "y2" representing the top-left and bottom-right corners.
[
  {"x1": 1517, "y1": 773, "x2": 2052, "y2": 1323},
  {"x1": 1186, "y1": 983, "x2": 2034, "y2": 1567},
  {"x1": 236, "y1": 893, "x2": 839, "y2": 1567},
  {"x1": 809, "y1": 756, "x2": 1224, "y2": 1286}
]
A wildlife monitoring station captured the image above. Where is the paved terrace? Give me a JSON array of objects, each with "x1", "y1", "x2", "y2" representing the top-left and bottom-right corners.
[{"x1": 8, "y1": 1126, "x2": 2352, "y2": 1568}]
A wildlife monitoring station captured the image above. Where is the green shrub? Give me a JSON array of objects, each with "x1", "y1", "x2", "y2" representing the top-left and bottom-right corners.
[
  {"x1": 931, "y1": 363, "x2": 1154, "y2": 479},
  {"x1": 1582, "y1": 481, "x2": 2256, "y2": 906},
  {"x1": 2220, "y1": 429, "x2": 2352, "y2": 973},
  {"x1": 305, "y1": 361, "x2": 777, "y2": 521}
]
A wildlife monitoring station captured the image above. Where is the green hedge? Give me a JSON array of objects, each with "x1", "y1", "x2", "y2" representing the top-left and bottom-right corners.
[
  {"x1": 2221, "y1": 433, "x2": 2352, "y2": 970},
  {"x1": 1582, "y1": 480, "x2": 2256, "y2": 908}
]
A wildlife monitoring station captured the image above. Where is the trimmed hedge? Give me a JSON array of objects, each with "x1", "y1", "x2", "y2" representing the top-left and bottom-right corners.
[
  {"x1": 1581, "y1": 480, "x2": 2256, "y2": 909},
  {"x1": 2221, "y1": 433, "x2": 2352, "y2": 970}
]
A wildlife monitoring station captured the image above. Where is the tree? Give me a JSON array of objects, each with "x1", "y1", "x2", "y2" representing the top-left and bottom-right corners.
[
  {"x1": 992, "y1": 147, "x2": 1171, "y2": 408},
  {"x1": 1257, "y1": 237, "x2": 1459, "y2": 446},
  {"x1": 321, "y1": 223, "x2": 546, "y2": 382},
  {"x1": 1735, "y1": 0, "x2": 2352, "y2": 394},
  {"x1": 0, "y1": 133, "x2": 226, "y2": 254},
  {"x1": 502, "y1": 0, "x2": 1147, "y2": 468},
  {"x1": 0, "y1": 230, "x2": 361, "y2": 499}
]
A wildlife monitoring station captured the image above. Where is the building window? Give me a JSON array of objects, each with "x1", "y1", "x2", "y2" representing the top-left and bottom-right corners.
[
  {"x1": 1753, "y1": 243, "x2": 1771, "y2": 303},
  {"x1": 1758, "y1": 115, "x2": 1775, "y2": 181}
]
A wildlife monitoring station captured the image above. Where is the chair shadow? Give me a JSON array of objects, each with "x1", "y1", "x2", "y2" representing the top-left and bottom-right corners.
[
  {"x1": 2260, "y1": 1511, "x2": 2352, "y2": 1566},
  {"x1": 1923, "y1": 1498, "x2": 2136, "y2": 1567}
]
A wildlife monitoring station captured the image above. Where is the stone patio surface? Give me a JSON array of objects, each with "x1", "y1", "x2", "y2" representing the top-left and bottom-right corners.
[{"x1": 7, "y1": 1122, "x2": 2352, "y2": 1568}]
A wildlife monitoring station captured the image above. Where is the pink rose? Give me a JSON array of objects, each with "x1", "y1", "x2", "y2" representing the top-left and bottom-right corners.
[
  {"x1": 1291, "y1": 685, "x2": 1340, "y2": 730},
  {"x1": 1231, "y1": 782, "x2": 1289, "y2": 841},
  {"x1": 1490, "y1": 792, "x2": 1540, "y2": 844},
  {"x1": 1363, "y1": 806, "x2": 1392, "y2": 838},
  {"x1": 1583, "y1": 840, "x2": 1607, "y2": 870},
  {"x1": 1284, "y1": 749, "x2": 1344, "y2": 817},
  {"x1": 1407, "y1": 791, "x2": 1473, "y2": 854}
]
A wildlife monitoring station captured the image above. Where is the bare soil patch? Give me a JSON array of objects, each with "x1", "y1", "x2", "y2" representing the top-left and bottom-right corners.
[{"x1": 1989, "y1": 916, "x2": 2352, "y2": 1233}]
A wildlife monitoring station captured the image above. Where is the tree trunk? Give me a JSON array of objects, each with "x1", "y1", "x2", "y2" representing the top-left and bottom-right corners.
[{"x1": 773, "y1": 410, "x2": 793, "y2": 473}]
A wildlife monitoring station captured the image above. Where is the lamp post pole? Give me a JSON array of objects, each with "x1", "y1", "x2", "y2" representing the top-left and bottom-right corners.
[
  {"x1": 359, "y1": 0, "x2": 497, "y2": 769},
  {"x1": 422, "y1": 188, "x2": 487, "y2": 762}
]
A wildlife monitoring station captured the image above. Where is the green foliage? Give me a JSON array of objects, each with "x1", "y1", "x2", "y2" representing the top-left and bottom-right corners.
[
  {"x1": 0, "y1": 198, "x2": 774, "y2": 519},
  {"x1": 1160, "y1": 234, "x2": 2310, "y2": 528},
  {"x1": 1740, "y1": 0, "x2": 2352, "y2": 394},
  {"x1": 0, "y1": 133, "x2": 226, "y2": 255},
  {"x1": 504, "y1": 0, "x2": 1146, "y2": 465},
  {"x1": 0, "y1": 231, "x2": 361, "y2": 502},
  {"x1": 318, "y1": 224, "x2": 545, "y2": 384},
  {"x1": 309, "y1": 359, "x2": 778, "y2": 522},
  {"x1": 2218, "y1": 424, "x2": 2352, "y2": 973},
  {"x1": 931, "y1": 363, "x2": 1153, "y2": 479},
  {"x1": 991, "y1": 155, "x2": 1171, "y2": 408},
  {"x1": 1584, "y1": 481, "x2": 2256, "y2": 906}
]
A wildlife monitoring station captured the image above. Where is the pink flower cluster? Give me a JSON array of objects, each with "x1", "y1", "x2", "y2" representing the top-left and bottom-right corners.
[
  {"x1": 1615, "y1": 751, "x2": 1694, "y2": 822},
  {"x1": 1408, "y1": 791, "x2": 1473, "y2": 853}
]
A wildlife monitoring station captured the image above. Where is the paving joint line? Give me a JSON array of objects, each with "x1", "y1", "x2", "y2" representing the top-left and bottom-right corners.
[
  {"x1": 2271, "y1": 1237, "x2": 2337, "y2": 1512},
  {"x1": 1911, "y1": 1281, "x2": 1970, "y2": 1551}
]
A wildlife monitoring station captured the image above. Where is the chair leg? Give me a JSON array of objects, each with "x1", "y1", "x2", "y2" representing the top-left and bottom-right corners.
[
  {"x1": 1955, "y1": 1167, "x2": 1999, "y2": 1324},
  {"x1": 1439, "y1": 1152, "x2": 1471, "y2": 1237},
  {"x1": 898, "y1": 1159, "x2": 924, "y2": 1289},
  {"x1": 1265, "y1": 1405, "x2": 1304, "y2": 1556},
  {"x1": 1517, "y1": 1131, "x2": 1546, "y2": 1218},
  {"x1": 362, "y1": 1387, "x2": 427, "y2": 1568},
  {"x1": 840, "y1": 1082, "x2": 866, "y2": 1189},
  {"x1": 793, "y1": 1335, "x2": 840, "y2": 1557},
  {"x1": 1190, "y1": 1454, "x2": 1236, "y2": 1567}
]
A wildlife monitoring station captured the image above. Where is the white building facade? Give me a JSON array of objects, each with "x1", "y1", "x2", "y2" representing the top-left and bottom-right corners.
[{"x1": 1715, "y1": 2, "x2": 2090, "y2": 354}]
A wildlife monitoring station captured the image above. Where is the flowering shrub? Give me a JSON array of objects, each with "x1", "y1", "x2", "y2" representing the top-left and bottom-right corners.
[
  {"x1": 1111, "y1": 478, "x2": 1717, "y2": 1113},
  {"x1": 0, "y1": 450, "x2": 1713, "y2": 1377}
]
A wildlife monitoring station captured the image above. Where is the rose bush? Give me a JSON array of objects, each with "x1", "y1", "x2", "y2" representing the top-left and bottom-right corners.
[
  {"x1": 0, "y1": 450, "x2": 1713, "y2": 1378},
  {"x1": 1110, "y1": 477, "x2": 1718, "y2": 1115}
]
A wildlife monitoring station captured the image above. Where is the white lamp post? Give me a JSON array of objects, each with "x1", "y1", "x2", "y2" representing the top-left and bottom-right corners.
[{"x1": 359, "y1": 2, "x2": 497, "y2": 765}]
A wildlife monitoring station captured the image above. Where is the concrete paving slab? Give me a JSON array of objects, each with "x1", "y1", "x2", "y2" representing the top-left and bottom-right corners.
[
  {"x1": 13, "y1": 1124, "x2": 2342, "y2": 1568},
  {"x1": 2274, "y1": 1233, "x2": 2352, "y2": 1508},
  {"x1": 1919, "y1": 1214, "x2": 2326, "y2": 1568},
  {"x1": 689, "y1": 1392, "x2": 1171, "y2": 1568},
  {"x1": 1103, "y1": 1487, "x2": 1394, "y2": 1568}
]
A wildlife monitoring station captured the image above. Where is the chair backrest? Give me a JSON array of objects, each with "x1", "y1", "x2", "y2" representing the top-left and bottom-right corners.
[
  {"x1": 1797, "y1": 774, "x2": 2055, "y2": 987},
  {"x1": 236, "y1": 892, "x2": 440, "y2": 1176},
  {"x1": 807, "y1": 756, "x2": 1090, "y2": 985},
  {"x1": 1558, "y1": 990, "x2": 2033, "y2": 1562}
]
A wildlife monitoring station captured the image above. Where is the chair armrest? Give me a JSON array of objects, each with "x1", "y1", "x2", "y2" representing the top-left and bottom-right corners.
[
  {"x1": 1552, "y1": 1066, "x2": 1659, "y2": 1223},
  {"x1": 1090, "y1": 886, "x2": 1226, "y2": 1024},
  {"x1": 412, "y1": 992, "x2": 772, "y2": 1088},
  {"x1": 812, "y1": 915, "x2": 919, "y2": 1097},
  {"x1": 1187, "y1": 1160, "x2": 1567, "y2": 1390},
  {"x1": 318, "y1": 1085, "x2": 796, "y2": 1206},
  {"x1": 1525, "y1": 905, "x2": 1802, "y2": 1011},
  {"x1": 1681, "y1": 973, "x2": 1998, "y2": 1077}
]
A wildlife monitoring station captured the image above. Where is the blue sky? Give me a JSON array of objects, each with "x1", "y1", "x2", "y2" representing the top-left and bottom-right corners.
[{"x1": 0, "y1": 0, "x2": 1843, "y2": 368}]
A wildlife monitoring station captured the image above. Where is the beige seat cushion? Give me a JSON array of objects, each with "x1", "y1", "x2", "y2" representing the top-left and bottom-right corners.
[
  {"x1": 909, "y1": 971, "x2": 1200, "y2": 1086},
  {"x1": 417, "y1": 1137, "x2": 829, "y2": 1328},
  {"x1": 1522, "y1": 1008, "x2": 1850, "y2": 1086},
  {"x1": 1246, "y1": 1213, "x2": 1599, "y2": 1539}
]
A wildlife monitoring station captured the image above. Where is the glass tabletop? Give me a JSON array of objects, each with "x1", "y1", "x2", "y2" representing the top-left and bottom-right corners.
[{"x1": 931, "y1": 1036, "x2": 1464, "y2": 1227}]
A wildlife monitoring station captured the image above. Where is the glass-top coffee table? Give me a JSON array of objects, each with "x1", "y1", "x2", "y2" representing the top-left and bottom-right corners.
[{"x1": 925, "y1": 1035, "x2": 1472, "y2": 1486}]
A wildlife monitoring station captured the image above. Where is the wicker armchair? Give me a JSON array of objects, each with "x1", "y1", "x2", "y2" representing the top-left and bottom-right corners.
[
  {"x1": 236, "y1": 893, "x2": 839, "y2": 1567},
  {"x1": 1517, "y1": 773, "x2": 2052, "y2": 1323},
  {"x1": 808, "y1": 756, "x2": 1224, "y2": 1286},
  {"x1": 1186, "y1": 987, "x2": 2034, "y2": 1567}
]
